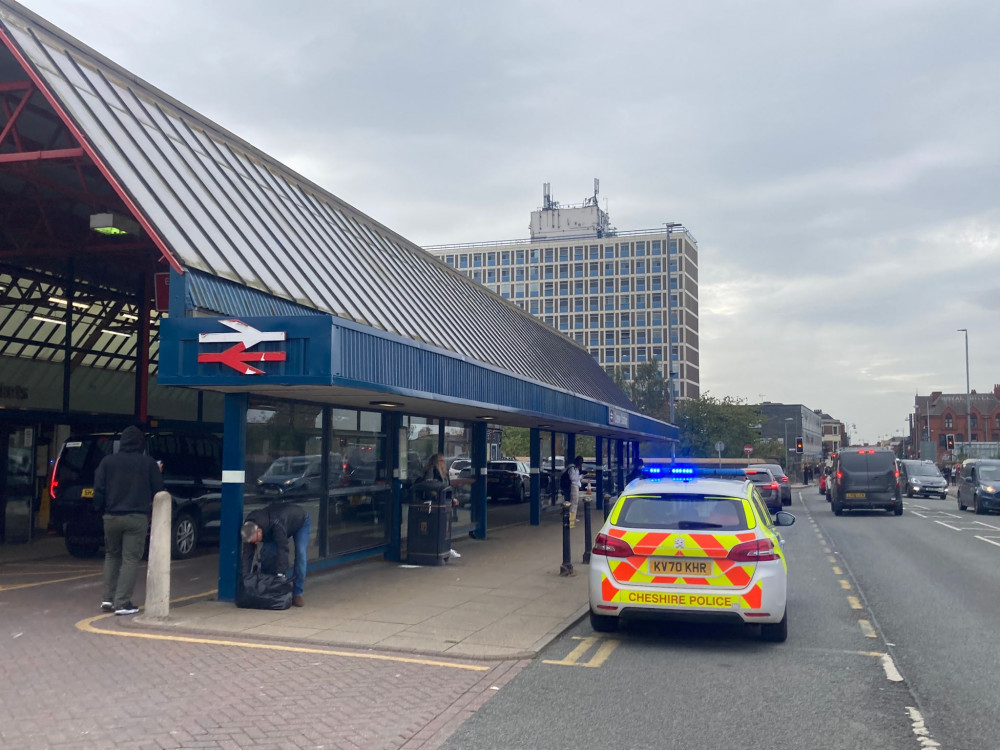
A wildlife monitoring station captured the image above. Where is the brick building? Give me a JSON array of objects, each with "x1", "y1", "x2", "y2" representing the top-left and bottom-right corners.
[{"x1": 911, "y1": 385, "x2": 1000, "y2": 462}]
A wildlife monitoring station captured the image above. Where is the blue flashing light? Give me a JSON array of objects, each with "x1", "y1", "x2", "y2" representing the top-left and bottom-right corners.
[{"x1": 642, "y1": 463, "x2": 748, "y2": 481}]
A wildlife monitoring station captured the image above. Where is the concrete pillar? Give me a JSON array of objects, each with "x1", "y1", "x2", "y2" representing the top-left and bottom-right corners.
[{"x1": 144, "y1": 490, "x2": 172, "y2": 618}]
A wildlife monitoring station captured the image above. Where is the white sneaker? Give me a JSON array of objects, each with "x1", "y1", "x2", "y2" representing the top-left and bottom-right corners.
[
  {"x1": 449, "y1": 548, "x2": 461, "y2": 558},
  {"x1": 115, "y1": 603, "x2": 139, "y2": 616},
  {"x1": 101, "y1": 601, "x2": 113, "y2": 613}
]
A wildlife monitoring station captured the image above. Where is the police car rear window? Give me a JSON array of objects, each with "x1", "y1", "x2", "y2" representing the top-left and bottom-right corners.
[{"x1": 617, "y1": 495, "x2": 748, "y2": 531}]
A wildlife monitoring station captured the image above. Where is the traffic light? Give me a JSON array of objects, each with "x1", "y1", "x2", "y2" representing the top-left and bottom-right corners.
[
  {"x1": 947, "y1": 434, "x2": 955, "y2": 450},
  {"x1": 795, "y1": 437, "x2": 804, "y2": 454}
]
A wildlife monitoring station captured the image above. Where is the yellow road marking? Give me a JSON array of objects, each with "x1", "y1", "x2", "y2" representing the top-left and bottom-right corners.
[
  {"x1": 827, "y1": 556, "x2": 837, "y2": 564},
  {"x1": 75, "y1": 590, "x2": 488, "y2": 672},
  {"x1": 0, "y1": 571, "x2": 101, "y2": 592},
  {"x1": 543, "y1": 635, "x2": 619, "y2": 668},
  {"x1": 823, "y1": 547, "x2": 831, "y2": 554},
  {"x1": 847, "y1": 595, "x2": 863, "y2": 610},
  {"x1": 859, "y1": 619, "x2": 877, "y2": 638},
  {"x1": 839, "y1": 579, "x2": 851, "y2": 590},
  {"x1": 832, "y1": 566, "x2": 843, "y2": 575}
]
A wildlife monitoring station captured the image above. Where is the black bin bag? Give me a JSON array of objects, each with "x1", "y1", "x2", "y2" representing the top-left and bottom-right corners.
[{"x1": 236, "y1": 546, "x2": 293, "y2": 610}]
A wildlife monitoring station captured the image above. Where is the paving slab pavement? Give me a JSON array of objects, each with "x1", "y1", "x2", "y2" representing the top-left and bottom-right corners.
[{"x1": 131, "y1": 509, "x2": 594, "y2": 660}]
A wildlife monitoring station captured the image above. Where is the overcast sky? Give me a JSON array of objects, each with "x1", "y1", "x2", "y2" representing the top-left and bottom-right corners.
[{"x1": 21, "y1": 0, "x2": 1000, "y2": 445}]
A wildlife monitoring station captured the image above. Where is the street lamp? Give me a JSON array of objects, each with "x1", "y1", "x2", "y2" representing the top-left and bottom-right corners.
[{"x1": 958, "y1": 328, "x2": 971, "y2": 458}]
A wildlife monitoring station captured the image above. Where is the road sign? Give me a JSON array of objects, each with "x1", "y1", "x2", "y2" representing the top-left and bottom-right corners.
[
  {"x1": 744, "y1": 444, "x2": 753, "y2": 456},
  {"x1": 715, "y1": 441, "x2": 725, "y2": 454}
]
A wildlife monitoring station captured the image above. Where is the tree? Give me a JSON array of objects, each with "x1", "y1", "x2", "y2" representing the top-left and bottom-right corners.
[
  {"x1": 606, "y1": 362, "x2": 668, "y2": 416},
  {"x1": 674, "y1": 394, "x2": 771, "y2": 459}
]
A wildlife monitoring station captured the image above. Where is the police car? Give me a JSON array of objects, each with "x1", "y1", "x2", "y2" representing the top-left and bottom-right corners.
[{"x1": 588, "y1": 465, "x2": 795, "y2": 642}]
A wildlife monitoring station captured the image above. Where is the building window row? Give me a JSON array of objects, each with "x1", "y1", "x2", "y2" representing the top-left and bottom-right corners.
[{"x1": 443, "y1": 240, "x2": 677, "y2": 269}]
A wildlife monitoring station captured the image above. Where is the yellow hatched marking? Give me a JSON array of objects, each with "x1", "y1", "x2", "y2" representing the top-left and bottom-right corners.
[
  {"x1": 823, "y1": 547, "x2": 831, "y2": 554},
  {"x1": 832, "y1": 566, "x2": 843, "y2": 575},
  {"x1": 839, "y1": 579, "x2": 852, "y2": 590},
  {"x1": 847, "y1": 596, "x2": 863, "y2": 610},
  {"x1": 858, "y1": 619, "x2": 877, "y2": 638},
  {"x1": 827, "y1": 556, "x2": 837, "y2": 564},
  {"x1": 543, "y1": 635, "x2": 620, "y2": 668}
]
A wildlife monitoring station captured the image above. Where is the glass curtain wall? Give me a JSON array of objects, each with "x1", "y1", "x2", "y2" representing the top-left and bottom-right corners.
[{"x1": 244, "y1": 398, "x2": 389, "y2": 562}]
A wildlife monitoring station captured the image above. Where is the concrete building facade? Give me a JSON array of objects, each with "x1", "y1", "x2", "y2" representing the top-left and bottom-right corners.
[{"x1": 425, "y1": 183, "x2": 700, "y2": 402}]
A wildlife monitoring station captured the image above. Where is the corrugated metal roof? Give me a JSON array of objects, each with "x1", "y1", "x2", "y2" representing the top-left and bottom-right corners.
[{"x1": 0, "y1": 1, "x2": 636, "y2": 411}]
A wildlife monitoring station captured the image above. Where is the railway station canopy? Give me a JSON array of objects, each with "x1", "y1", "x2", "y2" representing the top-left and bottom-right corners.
[{"x1": 0, "y1": 1, "x2": 676, "y2": 444}]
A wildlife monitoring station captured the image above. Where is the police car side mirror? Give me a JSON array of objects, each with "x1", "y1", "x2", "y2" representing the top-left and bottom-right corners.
[{"x1": 774, "y1": 511, "x2": 796, "y2": 527}]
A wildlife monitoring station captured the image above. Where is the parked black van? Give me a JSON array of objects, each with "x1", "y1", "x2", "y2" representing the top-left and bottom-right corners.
[
  {"x1": 49, "y1": 431, "x2": 223, "y2": 558},
  {"x1": 830, "y1": 448, "x2": 902, "y2": 516}
]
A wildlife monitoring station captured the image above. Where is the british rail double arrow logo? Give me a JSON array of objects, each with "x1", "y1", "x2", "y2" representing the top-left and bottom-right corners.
[{"x1": 197, "y1": 319, "x2": 286, "y2": 375}]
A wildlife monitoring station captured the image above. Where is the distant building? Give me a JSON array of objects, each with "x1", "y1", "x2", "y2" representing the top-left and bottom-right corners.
[
  {"x1": 912, "y1": 385, "x2": 1000, "y2": 462},
  {"x1": 757, "y1": 403, "x2": 824, "y2": 478},
  {"x1": 424, "y1": 182, "x2": 700, "y2": 401},
  {"x1": 814, "y1": 410, "x2": 847, "y2": 458}
]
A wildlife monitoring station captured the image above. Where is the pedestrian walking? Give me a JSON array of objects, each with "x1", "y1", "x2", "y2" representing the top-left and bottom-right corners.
[
  {"x1": 241, "y1": 502, "x2": 311, "y2": 607},
  {"x1": 566, "y1": 455, "x2": 585, "y2": 528},
  {"x1": 94, "y1": 425, "x2": 165, "y2": 616}
]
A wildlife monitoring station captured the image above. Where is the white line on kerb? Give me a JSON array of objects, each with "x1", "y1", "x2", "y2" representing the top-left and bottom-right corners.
[
  {"x1": 906, "y1": 706, "x2": 941, "y2": 748},
  {"x1": 975, "y1": 535, "x2": 1000, "y2": 548}
]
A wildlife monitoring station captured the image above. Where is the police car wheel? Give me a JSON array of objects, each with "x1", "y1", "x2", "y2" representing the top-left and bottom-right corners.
[
  {"x1": 589, "y1": 610, "x2": 619, "y2": 633},
  {"x1": 760, "y1": 610, "x2": 788, "y2": 642}
]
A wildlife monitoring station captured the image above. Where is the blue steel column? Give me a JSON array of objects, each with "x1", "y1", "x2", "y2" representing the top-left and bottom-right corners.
[
  {"x1": 595, "y1": 437, "x2": 604, "y2": 511},
  {"x1": 218, "y1": 392, "x2": 248, "y2": 602},
  {"x1": 530, "y1": 428, "x2": 541, "y2": 525},
  {"x1": 616, "y1": 439, "x2": 625, "y2": 495},
  {"x1": 567, "y1": 433, "x2": 577, "y2": 465},
  {"x1": 471, "y1": 421, "x2": 488, "y2": 539},
  {"x1": 386, "y1": 411, "x2": 403, "y2": 562}
]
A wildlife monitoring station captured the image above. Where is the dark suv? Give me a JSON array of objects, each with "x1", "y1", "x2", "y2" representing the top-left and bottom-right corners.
[
  {"x1": 957, "y1": 459, "x2": 1000, "y2": 515},
  {"x1": 49, "y1": 431, "x2": 223, "y2": 558},
  {"x1": 830, "y1": 448, "x2": 902, "y2": 516}
]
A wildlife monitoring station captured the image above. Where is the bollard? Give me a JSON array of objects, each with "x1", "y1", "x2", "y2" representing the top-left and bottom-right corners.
[
  {"x1": 559, "y1": 501, "x2": 574, "y2": 576},
  {"x1": 582, "y1": 496, "x2": 593, "y2": 564},
  {"x1": 144, "y1": 490, "x2": 172, "y2": 619}
]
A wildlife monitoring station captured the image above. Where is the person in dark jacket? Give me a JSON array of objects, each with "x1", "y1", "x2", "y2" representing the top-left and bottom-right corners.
[
  {"x1": 93, "y1": 425, "x2": 165, "y2": 616},
  {"x1": 240, "y1": 502, "x2": 311, "y2": 607}
]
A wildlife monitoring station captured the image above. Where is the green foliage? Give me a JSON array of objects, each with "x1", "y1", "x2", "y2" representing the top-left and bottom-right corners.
[
  {"x1": 674, "y1": 393, "x2": 773, "y2": 459},
  {"x1": 501, "y1": 427, "x2": 530, "y2": 459},
  {"x1": 606, "y1": 362, "x2": 668, "y2": 416}
]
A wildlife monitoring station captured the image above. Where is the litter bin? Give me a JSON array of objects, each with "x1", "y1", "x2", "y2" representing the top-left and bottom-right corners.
[{"x1": 407, "y1": 482, "x2": 452, "y2": 565}]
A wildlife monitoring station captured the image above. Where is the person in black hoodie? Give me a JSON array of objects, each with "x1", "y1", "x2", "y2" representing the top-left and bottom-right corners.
[
  {"x1": 93, "y1": 426, "x2": 165, "y2": 615},
  {"x1": 240, "y1": 502, "x2": 311, "y2": 607}
]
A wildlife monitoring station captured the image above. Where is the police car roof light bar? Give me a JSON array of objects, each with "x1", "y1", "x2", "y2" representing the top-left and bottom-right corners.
[{"x1": 643, "y1": 464, "x2": 748, "y2": 480}]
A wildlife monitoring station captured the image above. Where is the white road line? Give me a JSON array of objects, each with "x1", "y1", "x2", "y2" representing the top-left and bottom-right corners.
[
  {"x1": 974, "y1": 535, "x2": 1000, "y2": 548},
  {"x1": 934, "y1": 521, "x2": 962, "y2": 531},
  {"x1": 881, "y1": 653, "x2": 903, "y2": 681},
  {"x1": 906, "y1": 706, "x2": 941, "y2": 748},
  {"x1": 911, "y1": 511, "x2": 927, "y2": 518},
  {"x1": 939, "y1": 512, "x2": 961, "y2": 518},
  {"x1": 973, "y1": 520, "x2": 1000, "y2": 530}
]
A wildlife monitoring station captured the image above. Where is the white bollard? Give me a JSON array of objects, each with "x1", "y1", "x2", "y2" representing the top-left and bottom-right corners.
[{"x1": 144, "y1": 490, "x2": 172, "y2": 618}]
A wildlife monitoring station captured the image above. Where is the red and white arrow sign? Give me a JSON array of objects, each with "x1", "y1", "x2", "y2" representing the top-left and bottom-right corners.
[
  {"x1": 198, "y1": 342, "x2": 286, "y2": 375},
  {"x1": 198, "y1": 319, "x2": 286, "y2": 348}
]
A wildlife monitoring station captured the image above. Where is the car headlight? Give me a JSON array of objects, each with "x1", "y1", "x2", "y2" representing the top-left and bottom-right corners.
[{"x1": 983, "y1": 485, "x2": 997, "y2": 494}]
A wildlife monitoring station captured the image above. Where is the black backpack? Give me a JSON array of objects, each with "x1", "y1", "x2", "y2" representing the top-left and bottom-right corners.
[{"x1": 559, "y1": 468, "x2": 571, "y2": 494}]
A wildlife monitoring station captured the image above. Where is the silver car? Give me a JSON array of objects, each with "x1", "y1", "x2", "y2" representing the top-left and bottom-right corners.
[{"x1": 898, "y1": 459, "x2": 948, "y2": 499}]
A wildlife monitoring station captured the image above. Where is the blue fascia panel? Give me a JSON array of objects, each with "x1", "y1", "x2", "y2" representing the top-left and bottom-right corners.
[{"x1": 158, "y1": 312, "x2": 675, "y2": 439}]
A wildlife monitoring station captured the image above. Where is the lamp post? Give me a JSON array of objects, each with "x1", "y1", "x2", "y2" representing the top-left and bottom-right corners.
[
  {"x1": 958, "y1": 328, "x2": 971, "y2": 458},
  {"x1": 783, "y1": 417, "x2": 793, "y2": 469}
]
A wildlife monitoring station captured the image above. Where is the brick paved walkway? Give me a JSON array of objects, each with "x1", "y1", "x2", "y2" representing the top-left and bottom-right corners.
[{"x1": 0, "y1": 554, "x2": 527, "y2": 749}]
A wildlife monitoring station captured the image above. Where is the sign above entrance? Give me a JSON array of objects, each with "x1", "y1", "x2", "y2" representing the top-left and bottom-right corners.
[
  {"x1": 608, "y1": 406, "x2": 629, "y2": 427},
  {"x1": 197, "y1": 319, "x2": 287, "y2": 375}
]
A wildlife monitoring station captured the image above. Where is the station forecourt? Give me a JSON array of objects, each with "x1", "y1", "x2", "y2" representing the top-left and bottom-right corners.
[{"x1": 0, "y1": 0, "x2": 677, "y2": 599}]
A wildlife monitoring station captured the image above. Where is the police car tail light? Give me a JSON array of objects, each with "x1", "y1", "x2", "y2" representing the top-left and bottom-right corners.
[
  {"x1": 594, "y1": 532, "x2": 634, "y2": 558},
  {"x1": 728, "y1": 538, "x2": 778, "y2": 562}
]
